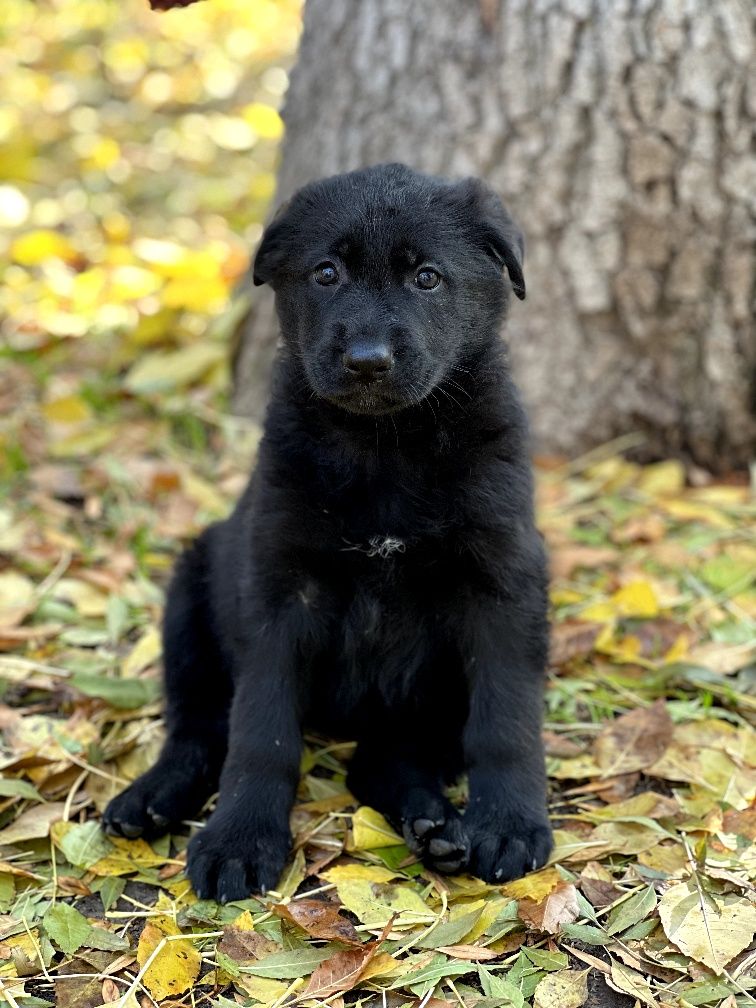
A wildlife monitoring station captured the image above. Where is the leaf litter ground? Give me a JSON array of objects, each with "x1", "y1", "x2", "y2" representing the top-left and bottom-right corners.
[{"x1": 0, "y1": 1, "x2": 755, "y2": 1006}]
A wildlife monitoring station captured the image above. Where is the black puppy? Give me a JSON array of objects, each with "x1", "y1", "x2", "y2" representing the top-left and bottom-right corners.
[{"x1": 103, "y1": 163, "x2": 552, "y2": 902}]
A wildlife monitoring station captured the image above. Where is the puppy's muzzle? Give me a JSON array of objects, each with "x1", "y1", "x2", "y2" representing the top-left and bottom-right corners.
[{"x1": 342, "y1": 342, "x2": 394, "y2": 384}]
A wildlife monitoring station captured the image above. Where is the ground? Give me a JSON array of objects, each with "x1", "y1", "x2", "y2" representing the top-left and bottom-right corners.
[{"x1": 0, "y1": 2, "x2": 754, "y2": 1006}]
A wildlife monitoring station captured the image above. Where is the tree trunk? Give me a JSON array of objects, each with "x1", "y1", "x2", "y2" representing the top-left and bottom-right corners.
[{"x1": 232, "y1": 0, "x2": 755, "y2": 471}]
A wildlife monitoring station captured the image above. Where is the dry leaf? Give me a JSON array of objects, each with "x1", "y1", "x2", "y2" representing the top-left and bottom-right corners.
[
  {"x1": 274, "y1": 898, "x2": 361, "y2": 945},
  {"x1": 136, "y1": 921, "x2": 200, "y2": 1000},
  {"x1": 658, "y1": 880, "x2": 756, "y2": 975},
  {"x1": 518, "y1": 882, "x2": 580, "y2": 934},
  {"x1": 533, "y1": 968, "x2": 589, "y2": 1008},
  {"x1": 593, "y1": 699, "x2": 672, "y2": 775}
]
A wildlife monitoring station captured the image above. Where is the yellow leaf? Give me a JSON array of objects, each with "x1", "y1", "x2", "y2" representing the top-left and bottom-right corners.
[
  {"x1": 0, "y1": 571, "x2": 35, "y2": 629},
  {"x1": 636, "y1": 460, "x2": 685, "y2": 497},
  {"x1": 658, "y1": 881, "x2": 756, "y2": 975},
  {"x1": 534, "y1": 968, "x2": 589, "y2": 1008},
  {"x1": 349, "y1": 806, "x2": 403, "y2": 850},
  {"x1": 10, "y1": 229, "x2": 78, "y2": 265},
  {"x1": 136, "y1": 920, "x2": 200, "y2": 1000},
  {"x1": 322, "y1": 865, "x2": 434, "y2": 929},
  {"x1": 53, "y1": 578, "x2": 108, "y2": 618},
  {"x1": 242, "y1": 102, "x2": 284, "y2": 139},
  {"x1": 89, "y1": 836, "x2": 168, "y2": 877},
  {"x1": 321, "y1": 864, "x2": 397, "y2": 885},
  {"x1": 42, "y1": 395, "x2": 92, "y2": 425},
  {"x1": 122, "y1": 626, "x2": 162, "y2": 677},
  {"x1": 576, "y1": 601, "x2": 615, "y2": 624},
  {"x1": 162, "y1": 274, "x2": 228, "y2": 311},
  {"x1": 235, "y1": 974, "x2": 289, "y2": 1002},
  {"x1": 502, "y1": 866, "x2": 563, "y2": 902},
  {"x1": 611, "y1": 581, "x2": 659, "y2": 618},
  {"x1": 110, "y1": 264, "x2": 163, "y2": 300},
  {"x1": 662, "y1": 499, "x2": 732, "y2": 528}
]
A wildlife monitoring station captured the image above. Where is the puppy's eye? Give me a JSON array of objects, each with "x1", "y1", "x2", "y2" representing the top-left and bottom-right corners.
[
  {"x1": 414, "y1": 267, "x2": 441, "y2": 290},
  {"x1": 312, "y1": 262, "x2": 339, "y2": 285}
]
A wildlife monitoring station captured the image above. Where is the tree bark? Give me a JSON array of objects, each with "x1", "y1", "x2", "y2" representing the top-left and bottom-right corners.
[{"x1": 232, "y1": 0, "x2": 755, "y2": 471}]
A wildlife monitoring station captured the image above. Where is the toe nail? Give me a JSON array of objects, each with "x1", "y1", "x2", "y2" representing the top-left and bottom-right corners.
[
  {"x1": 148, "y1": 809, "x2": 169, "y2": 829},
  {"x1": 120, "y1": 823, "x2": 143, "y2": 838},
  {"x1": 428, "y1": 838, "x2": 456, "y2": 857},
  {"x1": 413, "y1": 818, "x2": 435, "y2": 838}
]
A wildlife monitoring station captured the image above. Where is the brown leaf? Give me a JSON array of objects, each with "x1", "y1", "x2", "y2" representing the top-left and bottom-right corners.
[
  {"x1": 57, "y1": 876, "x2": 92, "y2": 897},
  {"x1": 297, "y1": 945, "x2": 376, "y2": 1001},
  {"x1": 543, "y1": 730, "x2": 585, "y2": 758},
  {"x1": 217, "y1": 927, "x2": 278, "y2": 966},
  {"x1": 549, "y1": 621, "x2": 600, "y2": 666},
  {"x1": 518, "y1": 881, "x2": 580, "y2": 934},
  {"x1": 593, "y1": 699, "x2": 672, "y2": 775},
  {"x1": 296, "y1": 915, "x2": 395, "y2": 1003},
  {"x1": 578, "y1": 862, "x2": 621, "y2": 908},
  {"x1": 101, "y1": 978, "x2": 120, "y2": 1003},
  {"x1": 274, "y1": 898, "x2": 361, "y2": 945},
  {"x1": 722, "y1": 805, "x2": 756, "y2": 840},
  {"x1": 550, "y1": 546, "x2": 617, "y2": 580},
  {"x1": 435, "y1": 944, "x2": 500, "y2": 960}
]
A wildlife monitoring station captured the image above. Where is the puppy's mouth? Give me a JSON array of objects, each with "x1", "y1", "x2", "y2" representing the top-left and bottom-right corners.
[{"x1": 326, "y1": 386, "x2": 407, "y2": 416}]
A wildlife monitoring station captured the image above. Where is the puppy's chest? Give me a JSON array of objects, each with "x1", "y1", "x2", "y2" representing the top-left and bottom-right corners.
[{"x1": 320, "y1": 479, "x2": 448, "y2": 567}]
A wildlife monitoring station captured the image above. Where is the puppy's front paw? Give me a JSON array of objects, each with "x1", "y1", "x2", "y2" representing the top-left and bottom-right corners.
[
  {"x1": 187, "y1": 815, "x2": 291, "y2": 903},
  {"x1": 399, "y1": 789, "x2": 470, "y2": 875},
  {"x1": 103, "y1": 766, "x2": 197, "y2": 840},
  {"x1": 465, "y1": 810, "x2": 552, "y2": 884}
]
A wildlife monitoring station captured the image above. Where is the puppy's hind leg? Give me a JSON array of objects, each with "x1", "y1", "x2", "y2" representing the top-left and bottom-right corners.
[
  {"x1": 103, "y1": 531, "x2": 231, "y2": 839},
  {"x1": 347, "y1": 732, "x2": 469, "y2": 875}
]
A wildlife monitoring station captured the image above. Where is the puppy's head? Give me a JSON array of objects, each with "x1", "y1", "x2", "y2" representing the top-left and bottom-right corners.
[{"x1": 253, "y1": 163, "x2": 525, "y2": 416}]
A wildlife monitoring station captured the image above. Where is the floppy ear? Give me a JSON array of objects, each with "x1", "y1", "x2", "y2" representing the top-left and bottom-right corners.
[
  {"x1": 252, "y1": 198, "x2": 294, "y2": 286},
  {"x1": 458, "y1": 178, "x2": 526, "y2": 300}
]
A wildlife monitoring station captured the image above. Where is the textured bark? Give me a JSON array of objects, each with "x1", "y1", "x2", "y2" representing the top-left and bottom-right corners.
[{"x1": 232, "y1": 0, "x2": 756, "y2": 470}]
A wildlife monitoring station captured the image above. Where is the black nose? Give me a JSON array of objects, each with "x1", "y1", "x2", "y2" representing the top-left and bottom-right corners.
[{"x1": 342, "y1": 343, "x2": 394, "y2": 383}]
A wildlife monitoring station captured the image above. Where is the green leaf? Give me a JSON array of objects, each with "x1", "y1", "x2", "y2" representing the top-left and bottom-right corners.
[
  {"x1": 415, "y1": 908, "x2": 483, "y2": 949},
  {"x1": 560, "y1": 923, "x2": 610, "y2": 945},
  {"x1": 87, "y1": 926, "x2": 130, "y2": 951},
  {"x1": 57, "y1": 820, "x2": 113, "y2": 868},
  {"x1": 387, "y1": 953, "x2": 473, "y2": 994},
  {"x1": 97, "y1": 876, "x2": 126, "y2": 913},
  {"x1": 106, "y1": 594, "x2": 130, "y2": 643},
  {"x1": 522, "y1": 947, "x2": 569, "y2": 971},
  {"x1": 605, "y1": 886, "x2": 657, "y2": 935},
  {"x1": 70, "y1": 671, "x2": 160, "y2": 709},
  {"x1": 0, "y1": 779, "x2": 43, "y2": 801},
  {"x1": 239, "y1": 947, "x2": 333, "y2": 979},
  {"x1": 43, "y1": 902, "x2": 93, "y2": 955},
  {"x1": 478, "y1": 967, "x2": 526, "y2": 1007}
]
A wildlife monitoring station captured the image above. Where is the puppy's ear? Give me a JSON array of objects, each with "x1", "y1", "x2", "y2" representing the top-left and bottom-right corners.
[
  {"x1": 457, "y1": 178, "x2": 526, "y2": 300},
  {"x1": 252, "y1": 199, "x2": 294, "y2": 286}
]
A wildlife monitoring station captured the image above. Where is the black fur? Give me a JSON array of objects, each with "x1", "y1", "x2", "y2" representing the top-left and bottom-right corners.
[{"x1": 103, "y1": 164, "x2": 552, "y2": 901}]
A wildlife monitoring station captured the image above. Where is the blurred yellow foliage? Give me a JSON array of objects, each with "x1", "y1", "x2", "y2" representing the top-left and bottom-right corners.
[{"x1": 0, "y1": 0, "x2": 302, "y2": 359}]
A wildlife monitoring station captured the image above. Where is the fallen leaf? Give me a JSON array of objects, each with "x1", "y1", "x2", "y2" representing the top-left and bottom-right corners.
[
  {"x1": 0, "y1": 801, "x2": 66, "y2": 844},
  {"x1": 658, "y1": 881, "x2": 756, "y2": 975},
  {"x1": 296, "y1": 944, "x2": 377, "y2": 1001},
  {"x1": 593, "y1": 699, "x2": 672, "y2": 775},
  {"x1": 43, "y1": 902, "x2": 93, "y2": 955},
  {"x1": 518, "y1": 882, "x2": 580, "y2": 934},
  {"x1": 533, "y1": 968, "x2": 588, "y2": 1008},
  {"x1": 274, "y1": 898, "x2": 361, "y2": 945},
  {"x1": 136, "y1": 921, "x2": 200, "y2": 1000},
  {"x1": 607, "y1": 962, "x2": 658, "y2": 1007},
  {"x1": 349, "y1": 806, "x2": 403, "y2": 849}
]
